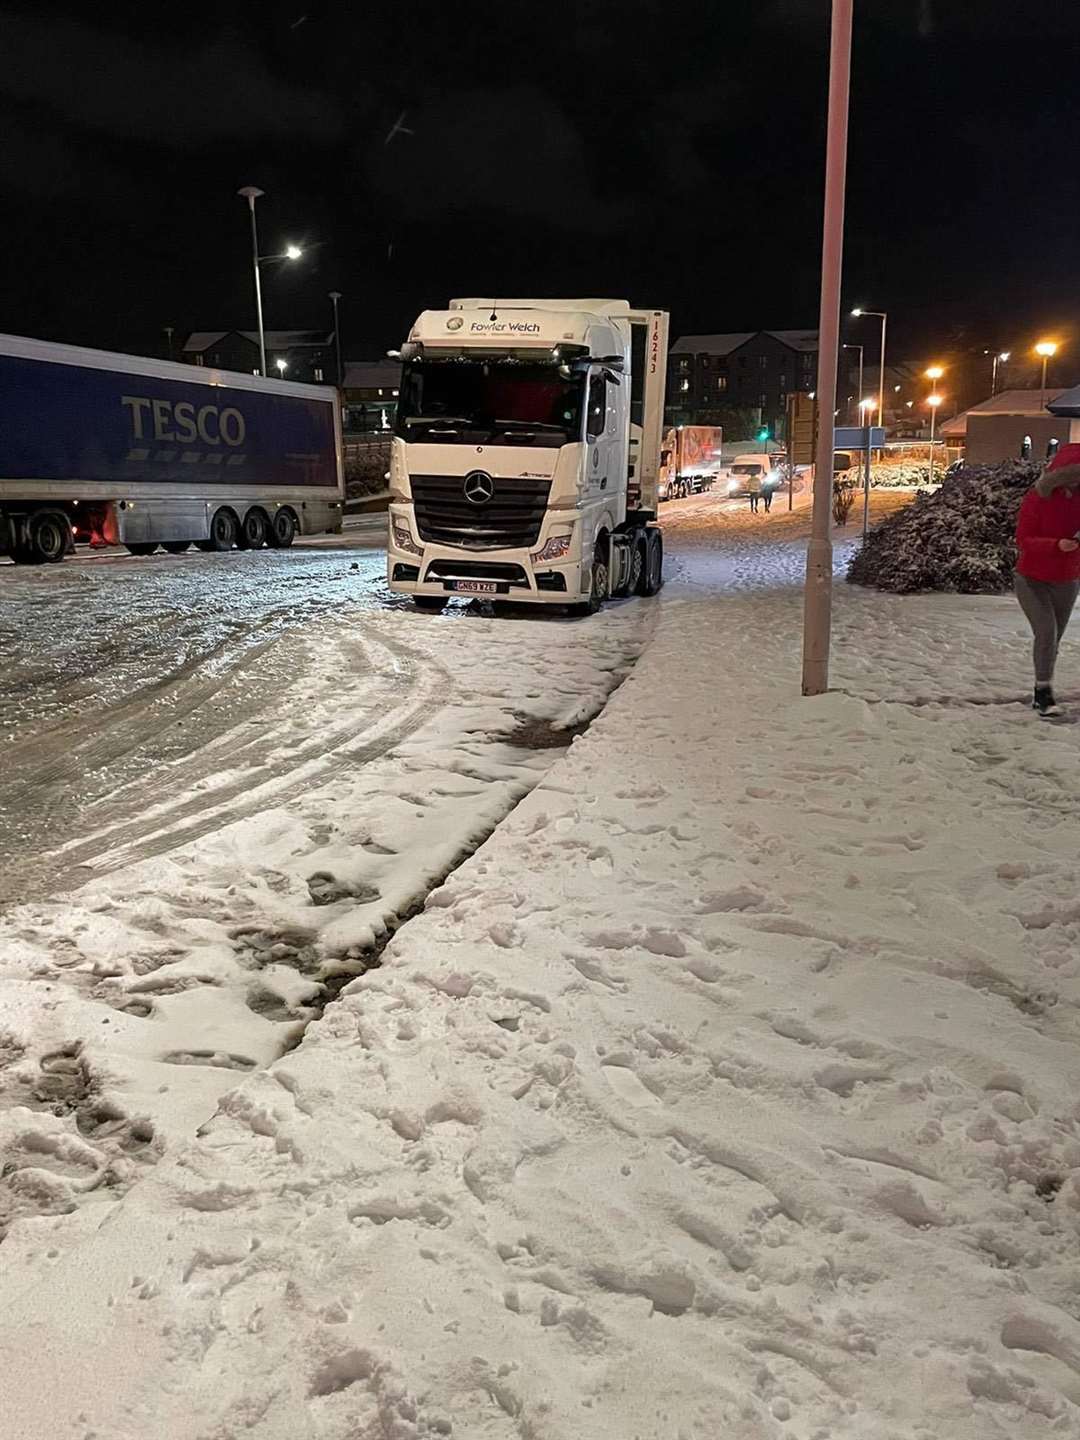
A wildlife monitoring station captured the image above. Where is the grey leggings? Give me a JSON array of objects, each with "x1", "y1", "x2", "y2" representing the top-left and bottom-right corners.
[{"x1": 1015, "y1": 573, "x2": 1080, "y2": 685}]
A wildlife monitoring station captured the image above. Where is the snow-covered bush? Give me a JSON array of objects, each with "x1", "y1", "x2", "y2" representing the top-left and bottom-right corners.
[
  {"x1": 871, "y1": 459, "x2": 937, "y2": 488},
  {"x1": 847, "y1": 459, "x2": 1041, "y2": 593}
]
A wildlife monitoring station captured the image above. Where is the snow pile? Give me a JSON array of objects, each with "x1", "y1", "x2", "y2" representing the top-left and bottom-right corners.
[
  {"x1": 3, "y1": 535, "x2": 1080, "y2": 1438},
  {"x1": 848, "y1": 459, "x2": 1040, "y2": 592}
]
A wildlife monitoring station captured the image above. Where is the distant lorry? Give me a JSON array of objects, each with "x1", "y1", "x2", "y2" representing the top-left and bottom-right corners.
[
  {"x1": 0, "y1": 333, "x2": 343, "y2": 563},
  {"x1": 386, "y1": 298, "x2": 668, "y2": 612},
  {"x1": 658, "y1": 426, "x2": 723, "y2": 500}
]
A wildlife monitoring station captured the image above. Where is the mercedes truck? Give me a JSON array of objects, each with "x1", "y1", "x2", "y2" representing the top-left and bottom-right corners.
[
  {"x1": 386, "y1": 298, "x2": 668, "y2": 612},
  {"x1": 0, "y1": 333, "x2": 343, "y2": 563}
]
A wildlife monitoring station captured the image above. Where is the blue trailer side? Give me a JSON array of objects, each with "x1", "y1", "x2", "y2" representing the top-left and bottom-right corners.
[{"x1": 0, "y1": 333, "x2": 343, "y2": 563}]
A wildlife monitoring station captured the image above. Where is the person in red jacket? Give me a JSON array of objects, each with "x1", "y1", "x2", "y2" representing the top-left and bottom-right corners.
[{"x1": 1014, "y1": 443, "x2": 1080, "y2": 716}]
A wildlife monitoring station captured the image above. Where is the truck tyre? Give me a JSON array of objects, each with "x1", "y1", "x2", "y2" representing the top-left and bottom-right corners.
[
  {"x1": 28, "y1": 510, "x2": 71, "y2": 564},
  {"x1": 126, "y1": 542, "x2": 159, "y2": 556},
  {"x1": 413, "y1": 597, "x2": 448, "y2": 613},
  {"x1": 572, "y1": 539, "x2": 609, "y2": 617},
  {"x1": 266, "y1": 508, "x2": 297, "y2": 549},
  {"x1": 205, "y1": 508, "x2": 238, "y2": 552},
  {"x1": 237, "y1": 509, "x2": 268, "y2": 550},
  {"x1": 628, "y1": 537, "x2": 647, "y2": 595},
  {"x1": 640, "y1": 529, "x2": 663, "y2": 596},
  {"x1": 162, "y1": 541, "x2": 191, "y2": 554}
]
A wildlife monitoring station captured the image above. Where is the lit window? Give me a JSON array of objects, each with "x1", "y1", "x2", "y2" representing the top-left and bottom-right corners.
[
  {"x1": 680, "y1": 378, "x2": 690, "y2": 392},
  {"x1": 314, "y1": 368, "x2": 324, "y2": 382},
  {"x1": 716, "y1": 376, "x2": 727, "y2": 392},
  {"x1": 678, "y1": 358, "x2": 690, "y2": 371},
  {"x1": 195, "y1": 354, "x2": 204, "y2": 366}
]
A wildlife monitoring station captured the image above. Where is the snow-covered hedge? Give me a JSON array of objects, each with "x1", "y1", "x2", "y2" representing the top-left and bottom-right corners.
[
  {"x1": 870, "y1": 459, "x2": 937, "y2": 488},
  {"x1": 847, "y1": 459, "x2": 1041, "y2": 593}
]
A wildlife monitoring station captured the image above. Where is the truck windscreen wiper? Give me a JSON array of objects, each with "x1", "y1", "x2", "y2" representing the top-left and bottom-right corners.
[{"x1": 492, "y1": 419, "x2": 567, "y2": 434}]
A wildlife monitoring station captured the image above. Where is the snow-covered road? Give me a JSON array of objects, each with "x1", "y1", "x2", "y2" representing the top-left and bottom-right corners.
[{"x1": 3, "y1": 503, "x2": 1080, "y2": 1439}]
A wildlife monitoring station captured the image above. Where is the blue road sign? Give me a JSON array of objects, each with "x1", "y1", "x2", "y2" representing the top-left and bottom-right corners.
[{"x1": 834, "y1": 425, "x2": 885, "y2": 450}]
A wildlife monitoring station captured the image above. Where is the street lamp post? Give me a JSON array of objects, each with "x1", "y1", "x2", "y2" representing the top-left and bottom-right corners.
[
  {"x1": 843, "y1": 343, "x2": 864, "y2": 423},
  {"x1": 329, "y1": 292, "x2": 344, "y2": 388},
  {"x1": 1035, "y1": 340, "x2": 1058, "y2": 408},
  {"x1": 927, "y1": 392, "x2": 944, "y2": 486},
  {"x1": 859, "y1": 396, "x2": 875, "y2": 539},
  {"x1": 238, "y1": 186, "x2": 268, "y2": 377},
  {"x1": 990, "y1": 349, "x2": 1009, "y2": 395},
  {"x1": 238, "y1": 186, "x2": 303, "y2": 378},
  {"x1": 802, "y1": 0, "x2": 854, "y2": 697},
  {"x1": 852, "y1": 306, "x2": 888, "y2": 430},
  {"x1": 925, "y1": 364, "x2": 944, "y2": 398}
]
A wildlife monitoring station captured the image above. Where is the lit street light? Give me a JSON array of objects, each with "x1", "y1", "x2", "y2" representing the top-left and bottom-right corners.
[
  {"x1": 275, "y1": 358, "x2": 288, "y2": 376},
  {"x1": 852, "y1": 306, "x2": 888, "y2": 428},
  {"x1": 925, "y1": 364, "x2": 944, "y2": 396},
  {"x1": 987, "y1": 349, "x2": 1010, "y2": 395},
  {"x1": 927, "y1": 392, "x2": 944, "y2": 486},
  {"x1": 843, "y1": 342, "x2": 864, "y2": 422},
  {"x1": 1035, "y1": 340, "x2": 1058, "y2": 407},
  {"x1": 237, "y1": 186, "x2": 303, "y2": 378}
]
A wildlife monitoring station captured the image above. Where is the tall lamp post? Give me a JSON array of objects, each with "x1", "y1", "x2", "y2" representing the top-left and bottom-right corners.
[
  {"x1": 329, "y1": 291, "x2": 344, "y2": 387},
  {"x1": 852, "y1": 306, "x2": 888, "y2": 429},
  {"x1": 927, "y1": 392, "x2": 944, "y2": 486},
  {"x1": 1035, "y1": 340, "x2": 1058, "y2": 408},
  {"x1": 925, "y1": 364, "x2": 944, "y2": 397},
  {"x1": 989, "y1": 349, "x2": 1009, "y2": 395},
  {"x1": 238, "y1": 186, "x2": 303, "y2": 377},
  {"x1": 843, "y1": 342, "x2": 864, "y2": 423},
  {"x1": 802, "y1": 0, "x2": 854, "y2": 697}
]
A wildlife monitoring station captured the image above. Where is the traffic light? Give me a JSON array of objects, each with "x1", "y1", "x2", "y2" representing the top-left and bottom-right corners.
[{"x1": 756, "y1": 427, "x2": 770, "y2": 442}]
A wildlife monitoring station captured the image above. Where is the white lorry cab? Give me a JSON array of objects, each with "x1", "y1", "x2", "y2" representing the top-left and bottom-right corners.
[{"x1": 387, "y1": 299, "x2": 669, "y2": 613}]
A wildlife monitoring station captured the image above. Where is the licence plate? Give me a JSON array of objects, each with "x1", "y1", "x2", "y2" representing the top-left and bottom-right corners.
[{"x1": 451, "y1": 580, "x2": 498, "y2": 594}]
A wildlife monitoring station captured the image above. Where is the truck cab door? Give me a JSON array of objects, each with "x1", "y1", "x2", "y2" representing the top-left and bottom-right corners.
[{"x1": 584, "y1": 370, "x2": 616, "y2": 501}]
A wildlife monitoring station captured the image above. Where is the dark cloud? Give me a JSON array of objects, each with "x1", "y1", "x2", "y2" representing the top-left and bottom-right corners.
[{"x1": 0, "y1": 8, "x2": 344, "y2": 144}]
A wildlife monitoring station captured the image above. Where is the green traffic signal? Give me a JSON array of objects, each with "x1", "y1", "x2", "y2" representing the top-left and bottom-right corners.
[{"x1": 756, "y1": 428, "x2": 770, "y2": 442}]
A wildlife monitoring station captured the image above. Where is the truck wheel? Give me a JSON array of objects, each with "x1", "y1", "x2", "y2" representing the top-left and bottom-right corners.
[
  {"x1": 266, "y1": 508, "x2": 297, "y2": 549},
  {"x1": 162, "y1": 541, "x2": 191, "y2": 554},
  {"x1": 573, "y1": 540, "x2": 609, "y2": 616},
  {"x1": 237, "y1": 509, "x2": 268, "y2": 550},
  {"x1": 628, "y1": 537, "x2": 646, "y2": 595},
  {"x1": 29, "y1": 510, "x2": 72, "y2": 564},
  {"x1": 640, "y1": 529, "x2": 663, "y2": 596},
  {"x1": 413, "y1": 597, "x2": 448, "y2": 613},
  {"x1": 126, "y1": 542, "x2": 159, "y2": 556},
  {"x1": 206, "y1": 508, "x2": 238, "y2": 552}
]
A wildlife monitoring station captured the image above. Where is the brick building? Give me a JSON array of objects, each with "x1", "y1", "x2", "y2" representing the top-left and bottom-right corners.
[{"x1": 668, "y1": 330, "x2": 818, "y2": 436}]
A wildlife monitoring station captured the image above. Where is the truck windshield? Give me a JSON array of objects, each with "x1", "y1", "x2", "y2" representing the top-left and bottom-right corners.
[{"x1": 395, "y1": 362, "x2": 584, "y2": 446}]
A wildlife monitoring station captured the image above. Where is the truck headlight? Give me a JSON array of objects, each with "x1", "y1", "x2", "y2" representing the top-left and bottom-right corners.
[
  {"x1": 392, "y1": 521, "x2": 423, "y2": 556},
  {"x1": 531, "y1": 532, "x2": 573, "y2": 564}
]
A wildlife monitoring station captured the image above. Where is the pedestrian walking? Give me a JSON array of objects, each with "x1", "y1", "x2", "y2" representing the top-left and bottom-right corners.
[
  {"x1": 747, "y1": 470, "x2": 762, "y2": 515},
  {"x1": 1014, "y1": 443, "x2": 1080, "y2": 717},
  {"x1": 762, "y1": 481, "x2": 774, "y2": 514}
]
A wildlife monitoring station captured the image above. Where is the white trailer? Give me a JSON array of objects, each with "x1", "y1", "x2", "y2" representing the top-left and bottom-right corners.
[
  {"x1": 0, "y1": 333, "x2": 344, "y2": 563},
  {"x1": 386, "y1": 298, "x2": 668, "y2": 611}
]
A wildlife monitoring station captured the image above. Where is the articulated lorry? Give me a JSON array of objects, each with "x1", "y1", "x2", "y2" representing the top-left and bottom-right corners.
[
  {"x1": 658, "y1": 425, "x2": 724, "y2": 500},
  {"x1": 387, "y1": 298, "x2": 669, "y2": 612},
  {"x1": 0, "y1": 333, "x2": 343, "y2": 563}
]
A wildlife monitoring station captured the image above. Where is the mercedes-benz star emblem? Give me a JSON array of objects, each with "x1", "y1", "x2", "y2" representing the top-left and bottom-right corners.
[{"x1": 463, "y1": 471, "x2": 495, "y2": 505}]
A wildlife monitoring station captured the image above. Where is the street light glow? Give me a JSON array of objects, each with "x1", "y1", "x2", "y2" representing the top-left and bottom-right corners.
[
  {"x1": 1035, "y1": 340, "x2": 1058, "y2": 358},
  {"x1": 927, "y1": 392, "x2": 944, "y2": 408},
  {"x1": 275, "y1": 358, "x2": 288, "y2": 374},
  {"x1": 999, "y1": 350, "x2": 1010, "y2": 362},
  {"x1": 859, "y1": 396, "x2": 875, "y2": 411},
  {"x1": 925, "y1": 365, "x2": 944, "y2": 380},
  {"x1": 285, "y1": 244, "x2": 302, "y2": 260}
]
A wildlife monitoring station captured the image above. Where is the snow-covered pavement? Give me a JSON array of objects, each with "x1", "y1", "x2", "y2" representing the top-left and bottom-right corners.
[{"x1": 3, "y1": 512, "x2": 1080, "y2": 1438}]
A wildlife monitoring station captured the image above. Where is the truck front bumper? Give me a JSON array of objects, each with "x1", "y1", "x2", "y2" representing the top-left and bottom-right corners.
[{"x1": 387, "y1": 506, "x2": 585, "y2": 604}]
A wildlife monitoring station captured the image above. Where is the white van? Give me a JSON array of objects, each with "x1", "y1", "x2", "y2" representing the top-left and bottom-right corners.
[{"x1": 725, "y1": 454, "x2": 784, "y2": 498}]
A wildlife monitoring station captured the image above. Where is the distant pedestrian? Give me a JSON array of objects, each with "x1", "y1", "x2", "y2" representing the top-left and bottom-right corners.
[
  {"x1": 1014, "y1": 443, "x2": 1080, "y2": 717},
  {"x1": 762, "y1": 482, "x2": 774, "y2": 513},
  {"x1": 747, "y1": 472, "x2": 762, "y2": 514}
]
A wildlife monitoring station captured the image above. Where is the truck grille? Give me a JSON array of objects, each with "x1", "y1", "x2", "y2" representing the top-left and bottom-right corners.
[{"x1": 410, "y1": 474, "x2": 551, "y2": 550}]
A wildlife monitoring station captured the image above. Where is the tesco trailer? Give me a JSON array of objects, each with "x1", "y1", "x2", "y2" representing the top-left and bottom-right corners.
[{"x1": 0, "y1": 333, "x2": 343, "y2": 563}]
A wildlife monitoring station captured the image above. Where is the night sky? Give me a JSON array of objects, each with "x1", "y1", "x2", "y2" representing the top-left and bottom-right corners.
[{"x1": 2, "y1": 1, "x2": 1078, "y2": 366}]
